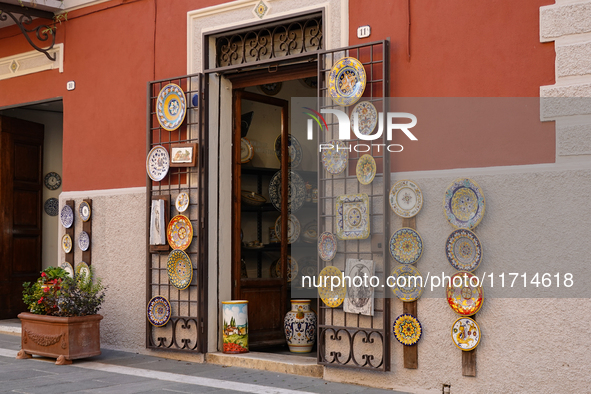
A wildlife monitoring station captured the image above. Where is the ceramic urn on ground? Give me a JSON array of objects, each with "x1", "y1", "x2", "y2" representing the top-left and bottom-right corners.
[{"x1": 284, "y1": 299, "x2": 316, "y2": 353}]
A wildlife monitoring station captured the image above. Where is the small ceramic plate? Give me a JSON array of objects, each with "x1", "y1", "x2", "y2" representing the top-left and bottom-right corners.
[
  {"x1": 76, "y1": 261, "x2": 90, "y2": 283},
  {"x1": 350, "y1": 101, "x2": 378, "y2": 136},
  {"x1": 275, "y1": 214, "x2": 300, "y2": 244},
  {"x1": 393, "y1": 314, "x2": 422, "y2": 346},
  {"x1": 328, "y1": 57, "x2": 367, "y2": 107},
  {"x1": 240, "y1": 138, "x2": 254, "y2": 163},
  {"x1": 389, "y1": 228, "x2": 423, "y2": 265},
  {"x1": 274, "y1": 135, "x2": 303, "y2": 168},
  {"x1": 44, "y1": 198, "x2": 59, "y2": 216},
  {"x1": 269, "y1": 170, "x2": 306, "y2": 213},
  {"x1": 44, "y1": 172, "x2": 61, "y2": 190},
  {"x1": 318, "y1": 232, "x2": 338, "y2": 261},
  {"x1": 391, "y1": 264, "x2": 424, "y2": 302},
  {"x1": 274, "y1": 256, "x2": 298, "y2": 283},
  {"x1": 147, "y1": 295, "x2": 171, "y2": 327},
  {"x1": 335, "y1": 193, "x2": 370, "y2": 240},
  {"x1": 79, "y1": 201, "x2": 91, "y2": 222},
  {"x1": 318, "y1": 266, "x2": 346, "y2": 308},
  {"x1": 446, "y1": 229, "x2": 482, "y2": 272},
  {"x1": 301, "y1": 220, "x2": 318, "y2": 243},
  {"x1": 146, "y1": 145, "x2": 170, "y2": 182},
  {"x1": 59, "y1": 262, "x2": 74, "y2": 278},
  {"x1": 62, "y1": 234, "x2": 72, "y2": 254},
  {"x1": 451, "y1": 317, "x2": 481, "y2": 351},
  {"x1": 60, "y1": 205, "x2": 74, "y2": 228},
  {"x1": 176, "y1": 192, "x2": 189, "y2": 213},
  {"x1": 167, "y1": 215, "x2": 193, "y2": 251},
  {"x1": 167, "y1": 249, "x2": 193, "y2": 290},
  {"x1": 321, "y1": 140, "x2": 348, "y2": 175},
  {"x1": 241, "y1": 190, "x2": 266, "y2": 207},
  {"x1": 79, "y1": 231, "x2": 90, "y2": 252},
  {"x1": 156, "y1": 83, "x2": 186, "y2": 131},
  {"x1": 446, "y1": 272, "x2": 484, "y2": 316},
  {"x1": 390, "y1": 180, "x2": 423, "y2": 218},
  {"x1": 356, "y1": 154, "x2": 376, "y2": 185},
  {"x1": 443, "y1": 178, "x2": 486, "y2": 229}
]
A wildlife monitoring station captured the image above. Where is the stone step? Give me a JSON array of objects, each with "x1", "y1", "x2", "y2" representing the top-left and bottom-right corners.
[{"x1": 206, "y1": 351, "x2": 323, "y2": 378}]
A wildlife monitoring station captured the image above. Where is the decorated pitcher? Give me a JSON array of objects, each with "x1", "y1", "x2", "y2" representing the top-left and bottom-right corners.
[
  {"x1": 284, "y1": 299, "x2": 316, "y2": 353},
  {"x1": 222, "y1": 300, "x2": 249, "y2": 353}
]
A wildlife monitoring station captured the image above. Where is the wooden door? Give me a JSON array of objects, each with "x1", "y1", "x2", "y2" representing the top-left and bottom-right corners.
[{"x1": 0, "y1": 116, "x2": 44, "y2": 319}]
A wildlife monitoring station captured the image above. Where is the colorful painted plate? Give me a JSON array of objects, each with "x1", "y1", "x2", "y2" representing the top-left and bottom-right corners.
[
  {"x1": 390, "y1": 180, "x2": 423, "y2": 218},
  {"x1": 274, "y1": 256, "x2": 298, "y2": 283},
  {"x1": 356, "y1": 154, "x2": 376, "y2": 185},
  {"x1": 321, "y1": 140, "x2": 348, "y2": 175},
  {"x1": 167, "y1": 215, "x2": 193, "y2": 251},
  {"x1": 274, "y1": 135, "x2": 303, "y2": 168},
  {"x1": 275, "y1": 214, "x2": 300, "y2": 244},
  {"x1": 318, "y1": 232, "x2": 338, "y2": 261},
  {"x1": 44, "y1": 172, "x2": 61, "y2": 190},
  {"x1": 451, "y1": 317, "x2": 481, "y2": 351},
  {"x1": 268, "y1": 170, "x2": 306, "y2": 213},
  {"x1": 389, "y1": 228, "x2": 423, "y2": 265},
  {"x1": 393, "y1": 314, "x2": 422, "y2": 346},
  {"x1": 176, "y1": 192, "x2": 189, "y2": 213},
  {"x1": 146, "y1": 145, "x2": 170, "y2": 182},
  {"x1": 240, "y1": 138, "x2": 254, "y2": 163},
  {"x1": 147, "y1": 295, "x2": 171, "y2": 327},
  {"x1": 79, "y1": 201, "x2": 91, "y2": 222},
  {"x1": 391, "y1": 264, "x2": 424, "y2": 302},
  {"x1": 167, "y1": 249, "x2": 193, "y2": 290},
  {"x1": 328, "y1": 57, "x2": 367, "y2": 107},
  {"x1": 335, "y1": 193, "x2": 370, "y2": 240},
  {"x1": 60, "y1": 205, "x2": 74, "y2": 228},
  {"x1": 79, "y1": 231, "x2": 90, "y2": 252},
  {"x1": 62, "y1": 234, "x2": 72, "y2": 254},
  {"x1": 446, "y1": 272, "x2": 484, "y2": 316},
  {"x1": 44, "y1": 198, "x2": 59, "y2": 216},
  {"x1": 350, "y1": 101, "x2": 377, "y2": 136},
  {"x1": 241, "y1": 190, "x2": 266, "y2": 207},
  {"x1": 446, "y1": 229, "x2": 482, "y2": 272},
  {"x1": 443, "y1": 178, "x2": 486, "y2": 229},
  {"x1": 76, "y1": 261, "x2": 90, "y2": 283},
  {"x1": 156, "y1": 83, "x2": 186, "y2": 131},
  {"x1": 318, "y1": 266, "x2": 346, "y2": 308},
  {"x1": 59, "y1": 262, "x2": 74, "y2": 278}
]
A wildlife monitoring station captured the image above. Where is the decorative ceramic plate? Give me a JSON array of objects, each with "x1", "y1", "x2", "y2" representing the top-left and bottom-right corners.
[
  {"x1": 79, "y1": 201, "x2": 91, "y2": 222},
  {"x1": 350, "y1": 101, "x2": 378, "y2": 136},
  {"x1": 156, "y1": 83, "x2": 186, "y2": 131},
  {"x1": 356, "y1": 154, "x2": 376, "y2": 185},
  {"x1": 60, "y1": 205, "x2": 74, "y2": 228},
  {"x1": 321, "y1": 140, "x2": 348, "y2": 175},
  {"x1": 274, "y1": 256, "x2": 298, "y2": 282},
  {"x1": 318, "y1": 232, "x2": 338, "y2": 261},
  {"x1": 59, "y1": 262, "x2": 74, "y2": 278},
  {"x1": 76, "y1": 261, "x2": 90, "y2": 283},
  {"x1": 268, "y1": 170, "x2": 306, "y2": 213},
  {"x1": 335, "y1": 194, "x2": 370, "y2": 240},
  {"x1": 146, "y1": 145, "x2": 170, "y2": 182},
  {"x1": 147, "y1": 295, "x2": 171, "y2": 327},
  {"x1": 446, "y1": 229, "x2": 482, "y2": 272},
  {"x1": 389, "y1": 228, "x2": 423, "y2": 265},
  {"x1": 241, "y1": 190, "x2": 266, "y2": 207},
  {"x1": 328, "y1": 57, "x2": 367, "y2": 107},
  {"x1": 167, "y1": 215, "x2": 193, "y2": 250},
  {"x1": 240, "y1": 138, "x2": 254, "y2": 163},
  {"x1": 167, "y1": 249, "x2": 193, "y2": 290},
  {"x1": 443, "y1": 178, "x2": 486, "y2": 229},
  {"x1": 301, "y1": 220, "x2": 318, "y2": 243},
  {"x1": 274, "y1": 135, "x2": 303, "y2": 168},
  {"x1": 451, "y1": 317, "x2": 481, "y2": 351},
  {"x1": 275, "y1": 214, "x2": 300, "y2": 244},
  {"x1": 176, "y1": 192, "x2": 189, "y2": 213},
  {"x1": 393, "y1": 314, "x2": 422, "y2": 346},
  {"x1": 298, "y1": 256, "x2": 317, "y2": 278},
  {"x1": 391, "y1": 264, "x2": 424, "y2": 302},
  {"x1": 318, "y1": 266, "x2": 346, "y2": 308},
  {"x1": 62, "y1": 234, "x2": 72, "y2": 254},
  {"x1": 78, "y1": 231, "x2": 90, "y2": 252},
  {"x1": 446, "y1": 272, "x2": 484, "y2": 316},
  {"x1": 44, "y1": 198, "x2": 59, "y2": 216},
  {"x1": 390, "y1": 180, "x2": 423, "y2": 218},
  {"x1": 44, "y1": 172, "x2": 61, "y2": 190}
]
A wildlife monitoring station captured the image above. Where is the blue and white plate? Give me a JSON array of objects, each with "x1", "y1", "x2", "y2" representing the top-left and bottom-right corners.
[
  {"x1": 156, "y1": 84, "x2": 186, "y2": 131},
  {"x1": 60, "y1": 205, "x2": 74, "y2": 228},
  {"x1": 269, "y1": 170, "x2": 306, "y2": 213},
  {"x1": 44, "y1": 198, "x2": 59, "y2": 216},
  {"x1": 274, "y1": 135, "x2": 303, "y2": 168},
  {"x1": 79, "y1": 231, "x2": 90, "y2": 252},
  {"x1": 79, "y1": 201, "x2": 91, "y2": 222},
  {"x1": 146, "y1": 145, "x2": 170, "y2": 182}
]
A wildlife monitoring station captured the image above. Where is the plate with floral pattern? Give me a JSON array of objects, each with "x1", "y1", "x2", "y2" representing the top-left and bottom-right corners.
[
  {"x1": 59, "y1": 262, "x2": 74, "y2": 278},
  {"x1": 350, "y1": 101, "x2": 377, "y2": 136},
  {"x1": 390, "y1": 180, "x2": 423, "y2": 218},
  {"x1": 76, "y1": 261, "x2": 90, "y2": 283},
  {"x1": 269, "y1": 170, "x2": 306, "y2": 213},
  {"x1": 328, "y1": 57, "x2": 366, "y2": 107},
  {"x1": 274, "y1": 135, "x2": 302, "y2": 168},
  {"x1": 62, "y1": 234, "x2": 72, "y2": 254},
  {"x1": 79, "y1": 231, "x2": 90, "y2": 252},
  {"x1": 79, "y1": 201, "x2": 91, "y2": 222},
  {"x1": 146, "y1": 145, "x2": 170, "y2": 182},
  {"x1": 446, "y1": 228, "x2": 482, "y2": 272},
  {"x1": 318, "y1": 266, "x2": 347, "y2": 308},
  {"x1": 147, "y1": 295, "x2": 171, "y2": 327},
  {"x1": 393, "y1": 314, "x2": 422, "y2": 346},
  {"x1": 321, "y1": 140, "x2": 348, "y2": 175},
  {"x1": 44, "y1": 198, "x2": 59, "y2": 216},
  {"x1": 318, "y1": 232, "x2": 338, "y2": 261},
  {"x1": 443, "y1": 178, "x2": 485, "y2": 229},
  {"x1": 356, "y1": 154, "x2": 376, "y2": 185},
  {"x1": 60, "y1": 205, "x2": 74, "y2": 228},
  {"x1": 335, "y1": 193, "x2": 370, "y2": 240},
  {"x1": 167, "y1": 215, "x2": 193, "y2": 250},
  {"x1": 391, "y1": 264, "x2": 424, "y2": 302},
  {"x1": 274, "y1": 256, "x2": 298, "y2": 283},
  {"x1": 275, "y1": 214, "x2": 300, "y2": 244},
  {"x1": 389, "y1": 228, "x2": 422, "y2": 265},
  {"x1": 176, "y1": 192, "x2": 189, "y2": 213},
  {"x1": 451, "y1": 317, "x2": 481, "y2": 351},
  {"x1": 167, "y1": 249, "x2": 193, "y2": 290},
  {"x1": 446, "y1": 272, "x2": 483, "y2": 316},
  {"x1": 156, "y1": 83, "x2": 186, "y2": 131}
]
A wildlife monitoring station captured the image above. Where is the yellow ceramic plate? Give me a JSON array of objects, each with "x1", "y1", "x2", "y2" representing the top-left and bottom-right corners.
[
  {"x1": 446, "y1": 272, "x2": 483, "y2": 316},
  {"x1": 167, "y1": 249, "x2": 193, "y2": 290},
  {"x1": 356, "y1": 154, "x2": 376, "y2": 185},
  {"x1": 318, "y1": 266, "x2": 346, "y2": 308},
  {"x1": 156, "y1": 83, "x2": 186, "y2": 131},
  {"x1": 328, "y1": 57, "x2": 367, "y2": 107},
  {"x1": 62, "y1": 234, "x2": 72, "y2": 254},
  {"x1": 167, "y1": 215, "x2": 193, "y2": 251},
  {"x1": 451, "y1": 317, "x2": 481, "y2": 351},
  {"x1": 443, "y1": 178, "x2": 485, "y2": 229}
]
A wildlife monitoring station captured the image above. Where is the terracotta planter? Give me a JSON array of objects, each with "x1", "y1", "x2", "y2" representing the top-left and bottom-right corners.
[{"x1": 17, "y1": 312, "x2": 103, "y2": 365}]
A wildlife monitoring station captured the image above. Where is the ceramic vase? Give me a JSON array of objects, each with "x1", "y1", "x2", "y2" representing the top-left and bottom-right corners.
[
  {"x1": 222, "y1": 300, "x2": 249, "y2": 353},
  {"x1": 284, "y1": 299, "x2": 316, "y2": 353}
]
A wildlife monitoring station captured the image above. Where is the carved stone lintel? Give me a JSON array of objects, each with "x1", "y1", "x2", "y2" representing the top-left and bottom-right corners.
[
  {"x1": 16, "y1": 349, "x2": 32, "y2": 359},
  {"x1": 55, "y1": 355, "x2": 72, "y2": 365}
]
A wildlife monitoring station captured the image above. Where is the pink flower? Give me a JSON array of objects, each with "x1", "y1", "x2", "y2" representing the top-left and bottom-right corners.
[
  {"x1": 41, "y1": 272, "x2": 47, "y2": 278},
  {"x1": 43, "y1": 287, "x2": 50, "y2": 293},
  {"x1": 38, "y1": 297, "x2": 43, "y2": 304}
]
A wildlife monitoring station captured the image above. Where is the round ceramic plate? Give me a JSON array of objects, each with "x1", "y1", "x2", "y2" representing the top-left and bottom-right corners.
[
  {"x1": 275, "y1": 214, "x2": 300, "y2": 244},
  {"x1": 393, "y1": 314, "x2": 422, "y2": 346},
  {"x1": 443, "y1": 178, "x2": 486, "y2": 229},
  {"x1": 301, "y1": 220, "x2": 318, "y2": 243},
  {"x1": 79, "y1": 201, "x2": 91, "y2": 222},
  {"x1": 318, "y1": 232, "x2": 338, "y2": 261},
  {"x1": 269, "y1": 170, "x2": 306, "y2": 213},
  {"x1": 146, "y1": 145, "x2": 170, "y2": 182},
  {"x1": 147, "y1": 295, "x2": 171, "y2": 327},
  {"x1": 79, "y1": 231, "x2": 90, "y2": 252},
  {"x1": 274, "y1": 135, "x2": 303, "y2": 168},
  {"x1": 274, "y1": 256, "x2": 298, "y2": 282},
  {"x1": 391, "y1": 264, "x2": 424, "y2": 302},
  {"x1": 62, "y1": 234, "x2": 72, "y2": 254},
  {"x1": 167, "y1": 249, "x2": 193, "y2": 290},
  {"x1": 389, "y1": 228, "x2": 423, "y2": 265},
  {"x1": 356, "y1": 154, "x2": 376, "y2": 185},
  {"x1": 76, "y1": 262, "x2": 90, "y2": 283},
  {"x1": 176, "y1": 192, "x2": 189, "y2": 213},
  {"x1": 321, "y1": 140, "x2": 348, "y2": 175},
  {"x1": 318, "y1": 266, "x2": 346, "y2": 308},
  {"x1": 446, "y1": 228, "x2": 482, "y2": 272},
  {"x1": 44, "y1": 198, "x2": 59, "y2": 216},
  {"x1": 240, "y1": 138, "x2": 254, "y2": 163},
  {"x1": 298, "y1": 256, "x2": 317, "y2": 278},
  {"x1": 59, "y1": 262, "x2": 74, "y2": 278},
  {"x1": 156, "y1": 83, "x2": 186, "y2": 131},
  {"x1": 451, "y1": 317, "x2": 481, "y2": 351},
  {"x1": 241, "y1": 190, "x2": 266, "y2": 207},
  {"x1": 446, "y1": 272, "x2": 484, "y2": 316},
  {"x1": 390, "y1": 180, "x2": 423, "y2": 218},
  {"x1": 328, "y1": 57, "x2": 366, "y2": 107},
  {"x1": 44, "y1": 172, "x2": 61, "y2": 190},
  {"x1": 350, "y1": 101, "x2": 378, "y2": 136},
  {"x1": 60, "y1": 205, "x2": 74, "y2": 228},
  {"x1": 167, "y1": 215, "x2": 193, "y2": 251}
]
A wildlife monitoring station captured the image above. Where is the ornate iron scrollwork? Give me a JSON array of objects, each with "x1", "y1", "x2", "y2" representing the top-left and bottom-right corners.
[
  {"x1": 319, "y1": 327, "x2": 384, "y2": 369},
  {"x1": 150, "y1": 317, "x2": 200, "y2": 351}
]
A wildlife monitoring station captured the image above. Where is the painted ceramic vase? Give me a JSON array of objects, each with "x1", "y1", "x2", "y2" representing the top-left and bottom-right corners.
[
  {"x1": 284, "y1": 300, "x2": 316, "y2": 353},
  {"x1": 222, "y1": 300, "x2": 249, "y2": 353}
]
